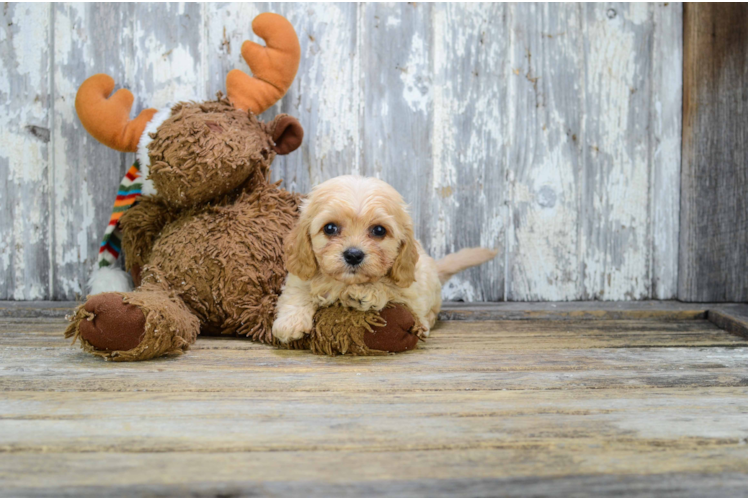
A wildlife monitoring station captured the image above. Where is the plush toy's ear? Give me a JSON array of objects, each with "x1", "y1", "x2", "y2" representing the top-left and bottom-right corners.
[
  {"x1": 389, "y1": 224, "x2": 419, "y2": 288},
  {"x1": 75, "y1": 74, "x2": 157, "y2": 152},
  {"x1": 284, "y1": 209, "x2": 317, "y2": 280},
  {"x1": 271, "y1": 114, "x2": 303, "y2": 155}
]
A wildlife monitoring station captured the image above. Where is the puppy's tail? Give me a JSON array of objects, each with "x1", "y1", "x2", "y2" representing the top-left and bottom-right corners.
[{"x1": 436, "y1": 247, "x2": 498, "y2": 285}]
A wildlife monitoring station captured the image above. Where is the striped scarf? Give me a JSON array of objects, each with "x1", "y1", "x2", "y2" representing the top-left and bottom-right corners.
[{"x1": 97, "y1": 161, "x2": 143, "y2": 269}]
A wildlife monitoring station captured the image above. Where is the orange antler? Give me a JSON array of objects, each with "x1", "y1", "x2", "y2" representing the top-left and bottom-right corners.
[
  {"x1": 75, "y1": 74, "x2": 157, "y2": 152},
  {"x1": 226, "y1": 13, "x2": 301, "y2": 114}
]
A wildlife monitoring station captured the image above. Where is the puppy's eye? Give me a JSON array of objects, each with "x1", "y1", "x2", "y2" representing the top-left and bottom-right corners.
[
  {"x1": 323, "y1": 223, "x2": 339, "y2": 236},
  {"x1": 370, "y1": 225, "x2": 387, "y2": 238}
]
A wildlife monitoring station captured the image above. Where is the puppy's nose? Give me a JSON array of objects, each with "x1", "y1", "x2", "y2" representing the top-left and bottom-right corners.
[{"x1": 343, "y1": 247, "x2": 365, "y2": 266}]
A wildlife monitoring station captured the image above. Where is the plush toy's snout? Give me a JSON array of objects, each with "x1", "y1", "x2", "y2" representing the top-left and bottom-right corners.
[
  {"x1": 145, "y1": 101, "x2": 277, "y2": 208},
  {"x1": 143, "y1": 105, "x2": 305, "y2": 209}
]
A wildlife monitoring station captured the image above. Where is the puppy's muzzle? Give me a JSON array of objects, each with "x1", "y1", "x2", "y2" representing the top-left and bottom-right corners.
[{"x1": 343, "y1": 247, "x2": 365, "y2": 267}]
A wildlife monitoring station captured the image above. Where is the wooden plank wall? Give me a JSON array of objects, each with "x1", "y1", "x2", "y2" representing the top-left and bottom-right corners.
[
  {"x1": 680, "y1": 3, "x2": 748, "y2": 302},
  {"x1": 0, "y1": 3, "x2": 683, "y2": 302}
]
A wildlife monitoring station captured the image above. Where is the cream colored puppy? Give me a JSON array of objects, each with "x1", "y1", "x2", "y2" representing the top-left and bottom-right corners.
[{"x1": 272, "y1": 175, "x2": 497, "y2": 343}]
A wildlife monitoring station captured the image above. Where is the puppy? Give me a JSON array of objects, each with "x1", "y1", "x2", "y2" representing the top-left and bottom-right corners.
[{"x1": 272, "y1": 175, "x2": 497, "y2": 343}]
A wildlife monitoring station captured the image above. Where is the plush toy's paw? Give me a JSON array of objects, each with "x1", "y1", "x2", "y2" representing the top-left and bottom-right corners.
[
  {"x1": 305, "y1": 302, "x2": 424, "y2": 356},
  {"x1": 77, "y1": 293, "x2": 146, "y2": 351},
  {"x1": 65, "y1": 289, "x2": 200, "y2": 361},
  {"x1": 363, "y1": 304, "x2": 421, "y2": 353},
  {"x1": 272, "y1": 308, "x2": 314, "y2": 343}
]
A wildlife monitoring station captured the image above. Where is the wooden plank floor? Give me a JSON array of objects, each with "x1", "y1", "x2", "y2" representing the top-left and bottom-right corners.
[{"x1": 1, "y1": 304, "x2": 748, "y2": 496}]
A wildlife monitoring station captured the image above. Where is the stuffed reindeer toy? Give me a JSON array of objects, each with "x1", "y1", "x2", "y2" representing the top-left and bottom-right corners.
[{"x1": 65, "y1": 13, "x2": 424, "y2": 361}]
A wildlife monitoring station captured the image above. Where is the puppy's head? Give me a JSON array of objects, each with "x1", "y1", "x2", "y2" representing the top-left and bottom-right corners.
[{"x1": 285, "y1": 175, "x2": 419, "y2": 287}]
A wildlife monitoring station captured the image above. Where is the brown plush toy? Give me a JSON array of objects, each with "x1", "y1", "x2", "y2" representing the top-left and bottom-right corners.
[{"x1": 64, "y1": 13, "x2": 423, "y2": 361}]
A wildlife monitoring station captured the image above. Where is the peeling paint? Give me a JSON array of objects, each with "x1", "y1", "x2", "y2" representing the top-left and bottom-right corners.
[
  {"x1": 581, "y1": 3, "x2": 657, "y2": 300},
  {"x1": 430, "y1": 6, "x2": 457, "y2": 259},
  {"x1": 1, "y1": 3, "x2": 683, "y2": 301},
  {"x1": 0, "y1": 3, "x2": 51, "y2": 299},
  {"x1": 442, "y1": 276, "x2": 478, "y2": 302},
  {"x1": 650, "y1": 3, "x2": 682, "y2": 299},
  {"x1": 399, "y1": 32, "x2": 431, "y2": 114},
  {"x1": 296, "y1": 4, "x2": 361, "y2": 182},
  {"x1": 133, "y1": 3, "x2": 206, "y2": 107}
]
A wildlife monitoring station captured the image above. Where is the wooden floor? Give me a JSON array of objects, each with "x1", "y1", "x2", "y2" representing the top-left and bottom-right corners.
[{"x1": 1, "y1": 302, "x2": 748, "y2": 497}]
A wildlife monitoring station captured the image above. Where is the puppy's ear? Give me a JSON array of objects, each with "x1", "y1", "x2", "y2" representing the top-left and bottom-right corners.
[
  {"x1": 284, "y1": 212, "x2": 317, "y2": 280},
  {"x1": 389, "y1": 225, "x2": 419, "y2": 287}
]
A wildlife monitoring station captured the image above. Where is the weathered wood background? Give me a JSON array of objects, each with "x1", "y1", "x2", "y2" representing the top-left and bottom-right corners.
[
  {"x1": 680, "y1": 3, "x2": 748, "y2": 302},
  {"x1": 0, "y1": 3, "x2": 684, "y2": 301}
]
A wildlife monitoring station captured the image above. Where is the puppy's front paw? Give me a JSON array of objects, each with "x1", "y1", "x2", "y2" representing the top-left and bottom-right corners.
[
  {"x1": 272, "y1": 310, "x2": 314, "y2": 343},
  {"x1": 341, "y1": 285, "x2": 388, "y2": 312}
]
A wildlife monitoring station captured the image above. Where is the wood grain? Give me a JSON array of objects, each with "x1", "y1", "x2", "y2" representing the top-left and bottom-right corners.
[
  {"x1": 420, "y1": 4, "x2": 506, "y2": 301},
  {"x1": 0, "y1": 3, "x2": 684, "y2": 301},
  {"x1": 0, "y1": 3, "x2": 52, "y2": 300},
  {"x1": 3, "y1": 387, "x2": 748, "y2": 453},
  {"x1": 581, "y1": 3, "x2": 652, "y2": 300},
  {"x1": 132, "y1": 3, "x2": 207, "y2": 106},
  {"x1": 651, "y1": 2, "x2": 683, "y2": 299},
  {"x1": 2, "y1": 451, "x2": 748, "y2": 497},
  {"x1": 2, "y1": 318, "x2": 748, "y2": 395},
  {"x1": 2, "y1": 311, "x2": 748, "y2": 495},
  {"x1": 679, "y1": 3, "x2": 748, "y2": 302},
  {"x1": 51, "y1": 4, "x2": 134, "y2": 301},
  {"x1": 0, "y1": 298, "x2": 722, "y2": 319},
  {"x1": 708, "y1": 304, "x2": 748, "y2": 339},
  {"x1": 505, "y1": 4, "x2": 583, "y2": 301}
]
